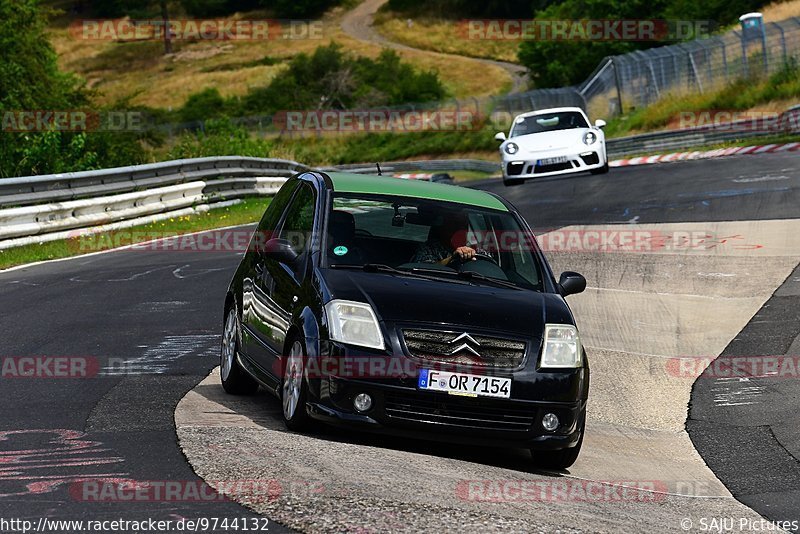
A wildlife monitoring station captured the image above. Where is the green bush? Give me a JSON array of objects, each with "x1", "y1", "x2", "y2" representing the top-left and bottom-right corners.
[
  {"x1": 168, "y1": 119, "x2": 272, "y2": 159},
  {"x1": 86, "y1": 0, "x2": 162, "y2": 18},
  {"x1": 386, "y1": 0, "x2": 536, "y2": 17},
  {"x1": 270, "y1": 0, "x2": 340, "y2": 17},
  {"x1": 0, "y1": 0, "x2": 84, "y2": 111},
  {"x1": 0, "y1": 129, "x2": 148, "y2": 177},
  {"x1": 239, "y1": 43, "x2": 446, "y2": 115},
  {"x1": 179, "y1": 88, "x2": 231, "y2": 123}
]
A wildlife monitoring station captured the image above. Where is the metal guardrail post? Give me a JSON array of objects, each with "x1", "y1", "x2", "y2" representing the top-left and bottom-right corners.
[
  {"x1": 738, "y1": 29, "x2": 749, "y2": 77},
  {"x1": 612, "y1": 58, "x2": 624, "y2": 114},
  {"x1": 720, "y1": 39, "x2": 729, "y2": 81},
  {"x1": 773, "y1": 22, "x2": 788, "y2": 66},
  {"x1": 687, "y1": 47, "x2": 704, "y2": 93}
]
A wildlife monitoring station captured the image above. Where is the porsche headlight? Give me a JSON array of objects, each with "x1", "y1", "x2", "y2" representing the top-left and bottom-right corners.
[
  {"x1": 325, "y1": 300, "x2": 385, "y2": 350},
  {"x1": 583, "y1": 131, "x2": 597, "y2": 145},
  {"x1": 504, "y1": 142, "x2": 519, "y2": 155},
  {"x1": 539, "y1": 324, "x2": 581, "y2": 368}
]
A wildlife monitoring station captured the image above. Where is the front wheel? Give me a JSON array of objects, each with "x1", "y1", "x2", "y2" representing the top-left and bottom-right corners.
[
  {"x1": 531, "y1": 412, "x2": 585, "y2": 470},
  {"x1": 220, "y1": 308, "x2": 259, "y2": 395},
  {"x1": 503, "y1": 177, "x2": 524, "y2": 186},
  {"x1": 281, "y1": 339, "x2": 312, "y2": 431}
]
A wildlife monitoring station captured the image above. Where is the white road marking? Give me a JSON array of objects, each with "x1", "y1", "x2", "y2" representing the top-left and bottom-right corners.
[
  {"x1": 102, "y1": 334, "x2": 219, "y2": 375},
  {"x1": 712, "y1": 381, "x2": 765, "y2": 408},
  {"x1": 172, "y1": 265, "x2": 228, "y2": 279},
  {"x1": 732, "y1": 175, "x2": 790, "y2": 183}
]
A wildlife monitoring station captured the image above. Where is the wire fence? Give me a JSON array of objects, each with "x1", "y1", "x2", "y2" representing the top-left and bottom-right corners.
[{"x1": 495, "y1": 17, "x2": 800, "y2": 120}]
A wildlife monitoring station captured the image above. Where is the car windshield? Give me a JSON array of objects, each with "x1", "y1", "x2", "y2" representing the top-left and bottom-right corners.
[
  {"x1": 324, "y1": 193, "x2": 544, "y2": 291},
  {"x1": 510, "y1": 111, "x2": 589, "y2": 137}
]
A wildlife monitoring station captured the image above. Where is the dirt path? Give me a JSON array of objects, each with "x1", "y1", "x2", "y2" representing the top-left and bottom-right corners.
[{"x1": 340, "y1": 0, "x2": 527, "y2": 94}]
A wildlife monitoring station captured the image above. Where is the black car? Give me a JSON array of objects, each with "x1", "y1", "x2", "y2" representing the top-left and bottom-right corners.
[{"x1": 220, "y1": 171, "x2": 589, "y2": 468}]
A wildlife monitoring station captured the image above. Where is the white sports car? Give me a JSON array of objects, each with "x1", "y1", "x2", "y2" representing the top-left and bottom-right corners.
[{"x1": 495, "y1": 107, "x2": 609, "y2": 186}]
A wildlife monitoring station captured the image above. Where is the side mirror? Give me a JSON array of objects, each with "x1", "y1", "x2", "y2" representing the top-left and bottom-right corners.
[
  {"x1": 594, "y1": 119, "x2": 606, "y2": 129},
  {"x1": 494, "y1": 131, "x2": 507, "y2": 142},
  {"x1": 263, "y1": 238, "x2": 298, "y2": 264},
  {"x1": 558, "y1": 271, "x2": 586, "y2": 297}
]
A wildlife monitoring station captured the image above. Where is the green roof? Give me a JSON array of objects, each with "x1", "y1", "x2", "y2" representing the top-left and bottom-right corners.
[{"x1": 325, "y1": 172, "x2": 507, "y2": 211}]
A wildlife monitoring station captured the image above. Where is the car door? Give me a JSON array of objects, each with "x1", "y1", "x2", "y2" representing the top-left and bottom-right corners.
[
  {"x1": 241, "y1": 180, "x2": 299, "y2": 377},
  {"x1": 247, "y1": 182, "x2": 317, "y2": 379}
]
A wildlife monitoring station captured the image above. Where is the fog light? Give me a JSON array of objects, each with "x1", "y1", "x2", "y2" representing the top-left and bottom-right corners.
[
  {"x1": 542, "y1": 413, "x2": 559, "y2": 432},
  {"x1": 353, "y1": 393, "x2": 373, "y2": 412}
]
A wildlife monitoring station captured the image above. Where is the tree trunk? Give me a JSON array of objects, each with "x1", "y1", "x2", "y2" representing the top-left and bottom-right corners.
[{"x1": 160, "y1": 0, "x2": 172, "y2": 55}]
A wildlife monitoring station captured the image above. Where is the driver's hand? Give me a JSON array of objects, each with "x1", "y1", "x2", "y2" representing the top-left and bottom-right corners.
[{"x1": 454, "y1": 246, "x2": 476, "y2": 261}]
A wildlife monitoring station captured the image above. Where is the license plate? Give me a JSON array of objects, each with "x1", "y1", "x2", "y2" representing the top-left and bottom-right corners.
[
  {"x1": 537, "y1": 156, "x2": 568, "y2": 166},
  {"x1": 418, "y1": 369, "x2": 511, "y2": 398}
]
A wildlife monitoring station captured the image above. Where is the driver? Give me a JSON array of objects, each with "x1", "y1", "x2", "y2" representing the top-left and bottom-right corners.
[{"x1": 411, "y1": 212, "x2": 482, "y2": 265}]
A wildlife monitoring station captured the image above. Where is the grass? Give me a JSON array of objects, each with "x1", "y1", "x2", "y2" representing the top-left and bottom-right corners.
[
  {"x1": 761, "y1": 0, "x2": 800, "y2": 21},
  {"x1": 162, "y1": 122, "x2": 502, "y2": 166},
  {"x1": 0, "y1": 197, "x2": 271, "y2": 271},
  {"x1": 606, "y1": 63, "x2": 800, "y2": 138},
  {"x1": 47, "y1": 5, "x2": 512, "y2": 109},
  {"x1": 372, "y1": 12, "x2": 521, "y2": 64}
]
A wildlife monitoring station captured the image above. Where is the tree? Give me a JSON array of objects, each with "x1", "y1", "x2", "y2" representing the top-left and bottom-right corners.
[
  {"x1": 0, "y1": 0, "x2": 83, "y2": 111},
  {"x1": 517, "y1": 0, "x2": 667, "y2": 88},
  {"x1": 0, "y1": 0, "x2": 147, "y2": 177}
]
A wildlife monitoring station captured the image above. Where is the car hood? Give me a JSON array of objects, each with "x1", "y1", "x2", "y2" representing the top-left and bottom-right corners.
[
  {"x1": 510, "y1": 128, "x2": 591, "y2": 153},
  {"x1": 318, "y1": 268, "x2": 575, "y2": 338}
]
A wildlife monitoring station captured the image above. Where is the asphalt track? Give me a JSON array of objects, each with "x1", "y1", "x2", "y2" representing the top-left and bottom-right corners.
[{"x1": 1, "y1": 152, "x2": 799, "y2": 532}]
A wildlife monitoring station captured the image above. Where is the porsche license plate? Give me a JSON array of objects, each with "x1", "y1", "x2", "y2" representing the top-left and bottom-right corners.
[
  {"x1": 537, "y1": 156, "x2": 568, "y2": 166},
  {"x1": 418, "y1": 369, "x2": 511, "y2": 398}
]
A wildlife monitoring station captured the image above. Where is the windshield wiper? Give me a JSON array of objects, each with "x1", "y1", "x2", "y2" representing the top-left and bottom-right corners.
[
  {"x1": 456, "y1": 270, "x2": 522, "y2": 290},
  {"x1": 330, "y1": 263, "x2": 450, "y2": 282},
  {"x1": 331, "y1": 263, "x2": 522, "y2": 290},
  {"x1": 408, "y1": 267, "x2": 521, "y2": 290}
]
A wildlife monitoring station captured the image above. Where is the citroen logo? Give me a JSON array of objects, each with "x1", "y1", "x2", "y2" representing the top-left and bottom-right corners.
[{"x1": 447, "y1": 332, "x2": 481, "y2": 357}]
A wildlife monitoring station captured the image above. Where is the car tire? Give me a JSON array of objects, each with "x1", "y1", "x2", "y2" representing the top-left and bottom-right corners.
[
  {"x1": 531, "y1": 412, "x2": 585, "y2": 470},
  {"x1": 220, "y1": 307, "x2": 259, "y2": 395},
  {"x1": 503, "y1": 177, "x2": 524, "y2": 186},
  {"x1": 590, "y1": 162, "x2": 609, "y2": 175},
  {"x1": 281, "y1": 337, "x2": 312, "y2": 431}
]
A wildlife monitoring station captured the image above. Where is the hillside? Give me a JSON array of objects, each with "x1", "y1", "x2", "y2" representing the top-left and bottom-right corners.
[{"x1": 46, "y1": 2, "x2": 513, "y2": 110}]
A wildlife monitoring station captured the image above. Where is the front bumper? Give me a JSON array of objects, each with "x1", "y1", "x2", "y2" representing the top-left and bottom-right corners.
[
  {"x1": 305, "y1": 339, "x2": 589, "y2": 450},
  {"x1": 502, "y1": 146, "x2": 605, "y2": 179}
]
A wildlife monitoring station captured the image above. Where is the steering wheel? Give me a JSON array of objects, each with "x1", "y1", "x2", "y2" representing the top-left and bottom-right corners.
[{"x1": 446, "y1": 251, "x2": 500, "y2": 267}]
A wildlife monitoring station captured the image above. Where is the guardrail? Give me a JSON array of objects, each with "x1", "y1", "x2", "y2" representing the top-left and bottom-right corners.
[
  {"x1": 1, "y1": 111, "x2": 797, "y2": 251},
  {"x1": 321, "y1": 159, "x2": 500, "y2": 175},
  {"x1": 0, "y1": 157, "x2": 308, "y2": 208},
  {"x1": 0, "y1": 157, "x2": 309, "y2": 250},
  {"x1": 606, "y1": 109, "x2": 800, "y2": 157}
]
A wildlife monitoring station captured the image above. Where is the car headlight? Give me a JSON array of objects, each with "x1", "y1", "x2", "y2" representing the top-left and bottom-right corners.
[
  {"x1": 324, "y1": 300, "x2": 385, "y2": 350},
  {"x1": 539, "y1": 324, "x2": 581, "y2": 368},
  {"x1": 583, "y1": 131, "x2": 597, "y2": 145},
  {"x1": 504, "y1": 142, "x2": 519, "y2": 155}
]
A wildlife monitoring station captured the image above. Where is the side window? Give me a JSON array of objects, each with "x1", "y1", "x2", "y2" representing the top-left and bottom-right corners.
[
  {"x1": 257, "y1": 180, "x2": 299, "y2": 236},
  {"x1": 277, "y1": 183, "x2": 316, "y2": 272}
]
